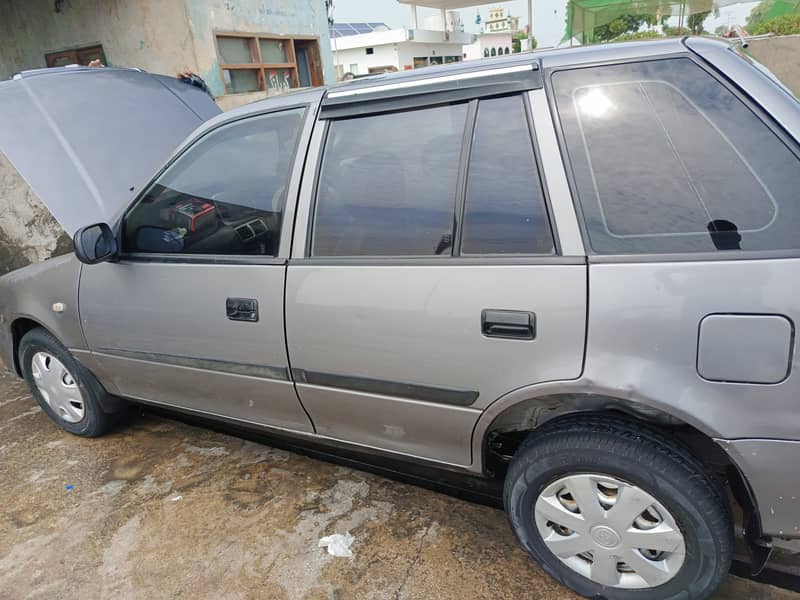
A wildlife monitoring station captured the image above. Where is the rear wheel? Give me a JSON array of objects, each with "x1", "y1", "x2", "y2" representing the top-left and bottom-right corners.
[
  {"x1": 503, "y1": 416, "x2": 733, "y2": 600},
  {"x1": 19, "y1": 327, "x2": 117, "y2": 437}
]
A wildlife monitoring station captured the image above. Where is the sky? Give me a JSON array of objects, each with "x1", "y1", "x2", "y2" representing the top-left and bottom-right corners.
[{"x1": 331, "y1": 0, "x2": 759, "y2": 48}]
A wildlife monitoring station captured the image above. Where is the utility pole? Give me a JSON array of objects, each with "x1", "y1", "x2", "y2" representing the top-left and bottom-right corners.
[{"x1": 528, "y1": 0, "x2": 533, "y2": 49}]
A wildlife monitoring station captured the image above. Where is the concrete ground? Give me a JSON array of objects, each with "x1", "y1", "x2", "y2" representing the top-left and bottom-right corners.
[{"x1": 0, "y1": 368, "x2": 797, "y2": 600}]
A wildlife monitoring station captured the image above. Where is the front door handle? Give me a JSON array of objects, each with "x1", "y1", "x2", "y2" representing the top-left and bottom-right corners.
[
  {"x1": 227, "y1": 297, "x2": 259, "y2": 322},
  {"x1": 481, "y1": 309, "x2": 536, "y2": 340}
]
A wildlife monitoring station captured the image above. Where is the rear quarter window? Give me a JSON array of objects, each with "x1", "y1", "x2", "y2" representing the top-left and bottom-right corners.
[{"x1": 552, "y1": 57, "x2": 800, "y2": 254}]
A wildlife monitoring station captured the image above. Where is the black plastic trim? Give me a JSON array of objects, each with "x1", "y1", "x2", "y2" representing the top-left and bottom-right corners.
[
  {"x1": 290, "y1": 256, "x2": 585, "y2": 266},
  {"x1": 588, "y1": 250, "x2": 800, "y2": 264},
  {"x1": 118, "y1": 253, "x2": 288, "y2": 266},
  {"x1": 96, "y1": 348, "x2": 289, "y2": 381},
  {"x1": 452, "y1": 100, "x2": 479, "y2": 256},
  {"x1": 293, "y1": 368, "x2": 479, "y2": 407}
]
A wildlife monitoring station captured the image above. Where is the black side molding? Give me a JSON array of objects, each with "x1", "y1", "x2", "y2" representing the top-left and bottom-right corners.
[{"x1": 293, "y1": 369, "x2": 479, "y2": 407}]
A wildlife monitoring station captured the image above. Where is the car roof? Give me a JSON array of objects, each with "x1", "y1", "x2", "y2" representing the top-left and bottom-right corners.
[
  {"x1": 239, "y1": 37, "x2": 724, "y2": 115},
  {"x1": 193, "y1": 37, "x2": 732, "y2": 139}
]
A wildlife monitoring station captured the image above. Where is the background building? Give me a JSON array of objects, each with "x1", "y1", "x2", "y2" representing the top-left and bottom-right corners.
[
  {"x1": 463, "y1": 32, "x2": 514, "y2": 59},
  {"x1": 0, "y1": 0, "x2": 335, "y2": 110},
  {"x1": 330, "y1": 18, "x2": 474, "y2": 76},
  {"x1": 483, "y1": 6, "x2": 521, "y2": 33}
]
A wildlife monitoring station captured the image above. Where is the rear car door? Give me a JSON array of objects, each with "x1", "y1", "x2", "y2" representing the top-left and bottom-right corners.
[
  {"x1": 77, "y1": 98, "x2": 319, "y2": 432},
  {"x1": 286, "y1": 70, "x2": 587, "y2": 467}
]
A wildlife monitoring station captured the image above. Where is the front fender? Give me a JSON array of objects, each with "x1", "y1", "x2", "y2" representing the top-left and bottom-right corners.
[{"x1": 0, "y1": 254, "x2": 86, "y2": 373}]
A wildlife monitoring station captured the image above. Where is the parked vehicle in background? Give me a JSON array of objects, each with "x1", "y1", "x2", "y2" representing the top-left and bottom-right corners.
[{"x1": 0, "y1": 38, "x2": 798, "y2": 600}]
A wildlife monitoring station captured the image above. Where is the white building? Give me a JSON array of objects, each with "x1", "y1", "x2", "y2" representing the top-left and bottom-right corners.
[
  {"x1": 463, "y1": 32, "x2": 513, "y2": 61},
  {"x1": 423, "y1": 10, "x2": 465, "y2": 32},
  {"x1": 330, "y1": 21, "x2": 474, "y2": 78},
  {"x1": 483, "y1": 6, "x2": 520, "y2": 34}
]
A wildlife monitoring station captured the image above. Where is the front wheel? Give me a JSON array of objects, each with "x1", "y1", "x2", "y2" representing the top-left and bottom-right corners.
[
  {"x1": 504, "y1": 416, "x2": 733, "y2": 600},
  {"x1": 19, "y1": 327, "x2": 117, "y2": 437}
]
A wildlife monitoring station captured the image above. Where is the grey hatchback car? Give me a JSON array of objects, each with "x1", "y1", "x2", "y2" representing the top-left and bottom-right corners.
[{"x1": 1, "y1": 37, "x2": 798, "y2": 600}]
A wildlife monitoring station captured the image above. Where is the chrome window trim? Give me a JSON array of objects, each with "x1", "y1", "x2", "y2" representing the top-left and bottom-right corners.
[{"x1": 326, "y1": 64, "x2": 536, "y2": 99}]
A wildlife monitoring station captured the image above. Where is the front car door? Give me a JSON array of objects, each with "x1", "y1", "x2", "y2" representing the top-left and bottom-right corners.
[
  {"x1": 77, "y1": 93, "x2": 322, "y2": 433},
  {"x1": 286, "y1": 66, "x2": 588, "y2": 467}
]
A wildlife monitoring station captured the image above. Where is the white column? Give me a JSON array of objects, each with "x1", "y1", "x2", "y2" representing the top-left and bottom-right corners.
[
  {"x1": 411, "y1": 4, "x2": 418, "y2": 29},
  {"x1": 528, "y1": 0, "x2": 533, "y2": 46}
]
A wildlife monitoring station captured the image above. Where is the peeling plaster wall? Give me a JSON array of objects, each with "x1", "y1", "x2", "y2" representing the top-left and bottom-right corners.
[
  {"x1": 0, "y1": 153, "x2": 72, "y2": 277},
  {"x1": 746, "y1": 35, "x2": 800, "y2": 98},
  {"x1": 184, "y1": 0, "x2": 336, "y2": 98},
  {"x1": 0, "y1": 0, "x2": 199, "y2": 81}
]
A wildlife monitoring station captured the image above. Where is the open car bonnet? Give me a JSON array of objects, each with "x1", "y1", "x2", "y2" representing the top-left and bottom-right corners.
[{"x1": 0, "y1": 66, "x2": 221, "y2": 235}]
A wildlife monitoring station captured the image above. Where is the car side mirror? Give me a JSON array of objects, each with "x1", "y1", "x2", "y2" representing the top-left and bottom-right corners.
[{"x1": 73, "y1": 223, "x2": 118, "y2": 265}]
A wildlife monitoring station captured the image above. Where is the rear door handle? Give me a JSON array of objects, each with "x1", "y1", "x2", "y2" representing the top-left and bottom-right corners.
[
  {"x1": 227, "y1": 297, "x2": 259, "y2": 322},
  {"x1": 481, "y1": 309, "x2": 536, "y2": 340}
]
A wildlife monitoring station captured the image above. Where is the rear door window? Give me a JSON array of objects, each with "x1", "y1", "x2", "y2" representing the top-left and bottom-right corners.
[
  {"x1": 313, "y1": 95, "x2": 555, "y2": 258},
  {"x1": 461, "y1": 95, "x2": 554, "y2": 255},
  {"x1": 552, "y1": 58, "x2": 800, "y2": 254}
]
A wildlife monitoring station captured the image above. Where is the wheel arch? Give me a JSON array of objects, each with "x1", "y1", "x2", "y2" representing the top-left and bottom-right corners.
[
  {"x1": 475, "y1": 388, "x2": 764, "y2": 547},
  {"x1": 10, "y1": 316, "x2": 47, "y2": 376}
]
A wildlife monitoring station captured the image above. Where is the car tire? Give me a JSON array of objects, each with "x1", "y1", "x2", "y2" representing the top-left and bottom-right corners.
[
  {"x1": 19, "y1": 327, "x2": 117, "y2": 437},
  {"x1": 504, "y1": 415, "x2": 733, "y2": 600}
]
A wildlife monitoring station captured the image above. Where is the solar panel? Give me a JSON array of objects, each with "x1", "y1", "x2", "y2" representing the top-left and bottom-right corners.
[{"x1": 330, "y1": 22, "x2": 390, "y2": 37}]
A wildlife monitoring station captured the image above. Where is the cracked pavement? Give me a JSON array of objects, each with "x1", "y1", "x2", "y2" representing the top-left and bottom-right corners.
[{"x1": 0, "y1": 368, "x2": 797, "y2": 600}]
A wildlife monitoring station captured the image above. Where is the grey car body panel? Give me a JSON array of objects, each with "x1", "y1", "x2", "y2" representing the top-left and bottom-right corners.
[
  {"x1": 79, "y1": 261, "x2": 313, "y2": 433},
  {"x1": 579, "y1": 260, "x2": 800, "y2": 440},
  {"x1": 0, "y1": 67, "x2": 220, "y2": 235},
  {"x1": 717, "y1": 439, "x2": 800, "y2": 537},
  {"x1": 285, "y1": 263, "x2": 587, "y2": 465},
  {"x1": 697, "y1": 314, "x2": 794, "y2": 384},
  {"x1": 1, "y1": 38, "x2": 799, "y2": 540},
  {"x1": 0, "y1": 254, "x2": 85, "y2": 371}
]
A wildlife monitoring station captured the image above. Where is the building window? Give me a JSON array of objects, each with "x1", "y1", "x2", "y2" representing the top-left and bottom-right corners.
[
  {"x1": 491, "y1": 48, "x2": 497, "y2": 56},
  {"x1": 366, "y1": 47, "x2": 375, "y2": 55},
  {"x1": 216, "y1": 33, "x2": 321, "y2": 95},
  {"x1": 45, "y1": 44, "x2": 106, "y2": 67}
]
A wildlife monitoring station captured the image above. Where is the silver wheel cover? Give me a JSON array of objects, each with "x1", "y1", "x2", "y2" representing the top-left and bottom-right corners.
[
  {"x1": 534, "y1": 473, "x2": 686, "y2": 589},
  {"x1": 30, "y1": 352, "x2": 86, "y2": 424}
]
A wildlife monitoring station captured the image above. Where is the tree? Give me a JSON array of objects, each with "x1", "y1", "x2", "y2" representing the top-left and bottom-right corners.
[
  {"x1": 751, "y1": 13, "x2": 800, "y2": 34},
  {"x1": 512, "y1": 31, "x2": 537, "y2": 52},
  {"x1": 687, "y1": 10, "x2": 711, "y2": 34},
  {"x1": 512, "y1": 30, "x2": 526, "y2": 53},
  {"x1": 593, "y1": 14, "x2": 656, "y2": 42},
  {"x1": 747, "y1": 0, "x2": 777, "y2": 28}
]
